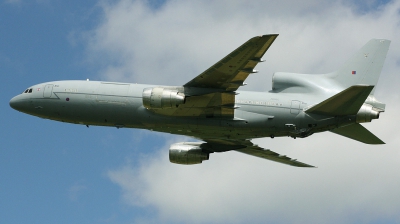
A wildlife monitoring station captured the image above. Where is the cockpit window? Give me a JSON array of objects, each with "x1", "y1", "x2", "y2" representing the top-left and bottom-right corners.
[{"x1": 23, "y1": 88, "x2": 33, "y2": 93}]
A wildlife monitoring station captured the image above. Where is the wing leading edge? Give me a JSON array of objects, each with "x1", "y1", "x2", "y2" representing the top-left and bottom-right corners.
[{"x1": 184, "y1": 34, "x2": 278, "y2": 91}]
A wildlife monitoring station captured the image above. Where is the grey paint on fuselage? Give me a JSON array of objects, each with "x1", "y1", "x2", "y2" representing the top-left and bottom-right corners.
[
  {"x1": 10, "y1": 80, "x2": 346, "y2": 140},
  {"x1": 9, "y1": 36, "x2": 390, "y2": 167}
]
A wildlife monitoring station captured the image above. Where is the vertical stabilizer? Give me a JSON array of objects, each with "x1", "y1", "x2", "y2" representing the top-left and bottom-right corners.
[{"x1": 327, "y1": 39, "x2": 390, "y2": 95}]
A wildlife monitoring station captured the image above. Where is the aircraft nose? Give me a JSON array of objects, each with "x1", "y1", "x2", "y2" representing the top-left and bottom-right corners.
[{"x1": 9, "y1": 95, "x2": 26, "y2": 111}]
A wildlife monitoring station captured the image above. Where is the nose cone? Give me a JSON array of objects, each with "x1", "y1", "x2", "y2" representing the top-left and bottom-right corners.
[
  {"x1": 10, "y1": 96, "x2": 18, "y2": 110},
  {"x1": 9, "y1": 95, "x2": 26, "y2": 112}
]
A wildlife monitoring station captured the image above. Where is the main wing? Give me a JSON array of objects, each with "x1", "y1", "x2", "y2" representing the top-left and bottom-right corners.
[
  {"x1": 184, "y1": 34, "x2": 278, "y2": 91},
  {"x1": 152, "y1": 35, "x2": 278, "y2": 118},
  {"x1": 203, "y1": 139, "x2": 314, "y2": 167}
]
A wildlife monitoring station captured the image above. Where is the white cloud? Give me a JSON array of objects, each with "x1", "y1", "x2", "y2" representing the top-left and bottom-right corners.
[
  {"x1": 86, "y1": 0, "x2": 400, "y2": 90},
  {"x1": 108, "y1": 126, "x2": 400, "y2": 223},
  {"x1": 68, "y1": 181, "x2": 88, "y2": 201},
  {"x1": 107, "y1": 105, "x2": 400, "y2": 223},
  {"x1": 85, "y1": 0, "x2": 400, "y2": 223}
]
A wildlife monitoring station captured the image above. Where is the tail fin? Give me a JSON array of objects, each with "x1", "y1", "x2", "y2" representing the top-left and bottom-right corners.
[
  {"x1": 330, "y1": 123, "x2": 384, "y2": 144},
  {"x1": 327, "y1": 39, "x2": 390, "y2": 95}
]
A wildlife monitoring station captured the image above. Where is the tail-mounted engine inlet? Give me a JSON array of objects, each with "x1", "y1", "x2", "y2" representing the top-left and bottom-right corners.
[{"x1": 356, "y1": 104, "x2": 381, "y2": 123}]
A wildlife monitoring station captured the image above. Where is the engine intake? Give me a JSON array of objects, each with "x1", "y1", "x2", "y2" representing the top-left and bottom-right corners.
[
  {"x1": 356, "y1": 104, "x2": 380, "y2": 123},
  {"x1": 143, "y1": 87, "x2": 185, "y2": 109},
  {"x1": 169, "y1": 142, "x2": 209, "y2": 165}
]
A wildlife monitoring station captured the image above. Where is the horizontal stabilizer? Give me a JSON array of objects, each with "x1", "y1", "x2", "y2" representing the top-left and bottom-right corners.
[
  {"x1": 330, "y1": 123, "x2": 384, "y2": 144},
  {"x1": 305, "y1": 85, "x2": 374, "y2": 116}
]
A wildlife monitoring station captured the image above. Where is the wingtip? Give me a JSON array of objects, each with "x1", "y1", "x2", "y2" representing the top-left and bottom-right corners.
[
  {"x1": 304, "y1": 164, "x2": 317, "y2": 168},
  {"x1": 258, "y1": 34, "x2": 279, "y2": 38},
  {"x1": 294, "y1": 162, "x2": 316, "y2": 168}
]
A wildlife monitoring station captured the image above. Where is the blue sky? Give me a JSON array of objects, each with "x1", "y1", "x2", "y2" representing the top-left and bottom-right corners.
[
  {"x1": 1, "y1": 1, "x2": 163, "y2": 223},
  {"x1": 2, "y1": 0, "x2": 400, "y2": 223}
]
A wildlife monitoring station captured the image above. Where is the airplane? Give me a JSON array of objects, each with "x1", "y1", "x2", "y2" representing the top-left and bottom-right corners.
[{"x1": 9, "y1": 34, "x2": 390, "y2": 168}]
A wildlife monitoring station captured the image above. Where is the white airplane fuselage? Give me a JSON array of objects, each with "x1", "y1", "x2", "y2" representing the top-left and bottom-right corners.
[
  {"x1": 10, "y1": 80, "x2": 352, "y2": 141},
  {"x1": 9, "y1": 36, "x2": 389, "y2": 167}
]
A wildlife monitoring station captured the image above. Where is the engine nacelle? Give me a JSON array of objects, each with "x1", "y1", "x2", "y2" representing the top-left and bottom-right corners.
[
  {"x1": 169, "y1": 142, "x2": 209, "y2": 165},
  {"x1": 356, "y1": 104, "x2": 380, "y2": 123},
  {"x1": 143, "y1": 87, "x2": 185, "y2": 109}
]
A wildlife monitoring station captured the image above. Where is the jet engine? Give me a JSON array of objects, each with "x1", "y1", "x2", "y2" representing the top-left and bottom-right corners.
[
  {"x1": 143, "y1": 87, "x2": 185, "y2": 109},
  {"x1": 169, "y1": 142, "x2": 209, "y2": 165},
  {"x1": 356, "y1": 104, "x2": 380, "y2": 123}
]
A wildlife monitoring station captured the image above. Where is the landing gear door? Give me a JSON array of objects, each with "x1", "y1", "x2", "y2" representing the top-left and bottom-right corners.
[{"x1": 43, "y1": 84, "x2": 54, "y2": 98}]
